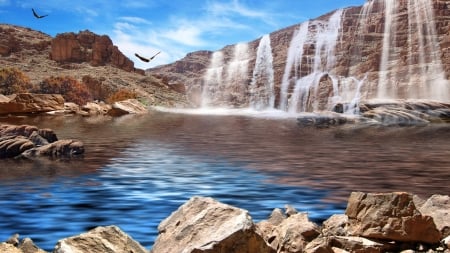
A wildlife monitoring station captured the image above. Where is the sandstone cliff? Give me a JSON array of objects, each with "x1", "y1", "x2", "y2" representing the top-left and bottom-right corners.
[
  {"x1": 147, "y1": 0, "x2": 450, "y2": 112},
  {"x1": 0, "y1": 24, "x2": 189, "y2": 108}
]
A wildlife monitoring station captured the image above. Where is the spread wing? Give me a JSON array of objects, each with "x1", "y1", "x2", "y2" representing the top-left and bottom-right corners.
[
  {"x1": 32, "y1": 8, "x2": 48, "y2": 18},
  {"x1": 149, "y1": 51, "x2": 161, "y2": 60},
  {"x1": 135, "y1": 53, "x2": 150, "y2": 62}
]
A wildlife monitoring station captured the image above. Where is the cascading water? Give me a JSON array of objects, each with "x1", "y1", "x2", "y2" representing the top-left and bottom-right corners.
[
  {"x1": 282, "y1": 9, "x2": 343, "y2": 113},
  {"x1": 249, "y1": 34, "x2": 275, "y2": 110},
  {"x1": 224, "y1": 42, "x2": 250, "y2": 107},
  {"x1": 279, "y1": 21, "x2": 309, "y2": 111},
  {"x1": 377, "y1": 0, "x2": 449, "y2": 101},
  {"x1": 201, "y1": 51, "x2": 224, "y2": 107},
  {"x1": 406, "y1": 0, "x2": 449, "y2": 101}
]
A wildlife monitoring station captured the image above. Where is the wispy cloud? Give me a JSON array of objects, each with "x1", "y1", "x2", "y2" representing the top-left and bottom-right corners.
[{"x1": 0, "y1": 0, "x2": 10, "y2": 6}]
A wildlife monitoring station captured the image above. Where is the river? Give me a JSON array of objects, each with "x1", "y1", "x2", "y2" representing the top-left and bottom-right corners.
[{"x1": 0, "y1": 109, "x2": 449, "y2": 251}]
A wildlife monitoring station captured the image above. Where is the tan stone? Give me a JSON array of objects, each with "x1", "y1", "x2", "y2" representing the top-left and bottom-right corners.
[
  {"x1": 0, "y1": 93, "x2": 64, "y2": 115},
  {"x1": 418, "y1": 194, "x2": 450, "y2": 237},
  {"x1": 345, "y1": 192, "x2": 441, "y2": 244},
  {"x1": 151, "y1": 196, "x2": 274, "y2": 253},
  {"x1": 53, "y1": 225, "x2": 147, "y2": 253},
  {"x1": 108, "y1": 98, "x2": 148, "y2": 116}
]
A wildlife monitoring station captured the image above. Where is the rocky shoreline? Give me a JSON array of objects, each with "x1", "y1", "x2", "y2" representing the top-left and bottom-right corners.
[{"x1": 1, "y1": 191, "x2": 449, "y2": 253}]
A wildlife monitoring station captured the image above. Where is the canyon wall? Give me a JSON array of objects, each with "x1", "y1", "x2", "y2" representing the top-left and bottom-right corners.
[{"x1": 148, "y1": 0, "x2": 450, "y2": 113}]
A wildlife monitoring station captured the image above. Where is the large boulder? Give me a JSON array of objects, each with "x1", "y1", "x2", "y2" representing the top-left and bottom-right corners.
[
  {"x1": 107, "y1": 99, "x2": 148, "y2": 116},
  {"x1": 0, "y1": 93, "x2": 64, "y2": 115},
  {"x1": 257, "y1": 211, "x2": 320, "y2": 253},
  {"x1": 345, "y1": 192, "x2": 441, "y2": 244},
  {"x1": 53, "y1": 225, "x2": 147, "y2": 253},
  {"x1": 417, "y1": 194, "x2": 450, "y2": 237},
  {"x1": 151, "y1": 196, "x2": 275, "y2": 253}
]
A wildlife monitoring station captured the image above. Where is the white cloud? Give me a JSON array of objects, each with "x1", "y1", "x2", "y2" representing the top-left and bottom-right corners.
[
  {"x1": 207, "y1": 0, "x2": 268, "y2": 19},
  {"x1": 119, "y1": 16, "x2": 152, "y2": 25}
]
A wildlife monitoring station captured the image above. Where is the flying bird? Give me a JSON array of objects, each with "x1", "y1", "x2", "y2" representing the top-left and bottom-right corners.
[
  {"x1": 32, "y1": 8, "x2": 48, "y2": 19},
  {"x1": 135, "y1": 51, "x2": 161, "y2": 63}
]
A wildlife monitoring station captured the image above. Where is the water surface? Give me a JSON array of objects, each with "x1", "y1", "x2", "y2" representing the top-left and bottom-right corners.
[{"x1": 0, "y1": 110, "x2": 449, "y2": 251}]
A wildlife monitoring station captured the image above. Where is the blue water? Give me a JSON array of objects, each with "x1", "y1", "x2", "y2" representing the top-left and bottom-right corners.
[{"x1": 0, "y1": 111, "x2": 449, "y2": 251}]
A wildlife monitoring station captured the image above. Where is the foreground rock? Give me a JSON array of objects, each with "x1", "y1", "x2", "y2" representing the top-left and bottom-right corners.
[
  {"x1": 151, "y1": 196, "x2": 275, "y2": 253},
  {"x1": 0, "y1": 124, "x2": 84, "y2": 159},
  {"x1": 0, "y1": 93, "x2": 64, "y2": 115},
  {"x1": 54, "y1": 225, "x2": 147, "y2": 253}
]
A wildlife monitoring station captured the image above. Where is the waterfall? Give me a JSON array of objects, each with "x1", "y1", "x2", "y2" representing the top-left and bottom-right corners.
[
  {"x1": 201, "y1": 51, "x2": 224, "y2": 107},
  {"x1": 279, "y1": 21, "x2": 309, "y2": 111},
  {"x1": 287, "y1": 9, "x2": 343, "y2": 113},
  {"x1": 377, "y1": 0, "x2": 449, "y2": 101},
  {"x1": 225, "y1": 43, "x2": 250, "y2": 107},
  {"x1": 406, "y1": 0, "x2": 449, "y2": 101},
  {"x1": 249, "y1": 34, "x2": 275, "y2": 110}
]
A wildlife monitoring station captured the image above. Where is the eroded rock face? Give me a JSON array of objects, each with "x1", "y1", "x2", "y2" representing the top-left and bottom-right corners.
[
  {"x1": 345, "y1": 192, "x2": 441, "y2": 244},
  {"x1": 53, "y1": 225, "x2": 147, "y2": 253},
  {"x1": 50, "y1": 30, "x2": 136, "y2": 73},
  {"x1": 417, "y1": 194, "x2": 450, "y2": 237},
  {"x1": 0, "y1": 93, "x2": 65, "y2": 115},
  {"x1": 151, "y1": 196, "x2": 274, "y2": 253}
]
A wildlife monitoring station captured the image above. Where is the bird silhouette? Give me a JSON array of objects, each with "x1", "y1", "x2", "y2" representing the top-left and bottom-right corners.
[
  {"x1": 32, "y1": 8, "x2": 48, "y2": 19},
  {"x1": 135, "y1": 51, "x2": 161, "y2": 63}
]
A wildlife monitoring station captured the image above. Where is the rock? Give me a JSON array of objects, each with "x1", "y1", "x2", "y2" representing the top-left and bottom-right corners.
[
  {"x1": 81, "y1": 101, "x2": 112, "y2": 115},
  {"x1": 345, "y1": 192, "x2": 441, "y2": 244},
  {"x1": 322, "y1": 214, "x2": 349, "y2": 237},
  {"x1": 0, "y1": 243, "x2": 22, "y2": 253},
  {"x1": 50, "y1": 30, "x2": 137, "y2": 73},
  {"x1": 303, "y1": 237, "x2": 333, "y2": 253},
  {"x1": 53, "y1": 225, "x2": 147, "y2": 253},
  {"x1": 5, "y1": 234, "x2": 19, "y2": 247},
  {"x1": 0, "y1": 136, "x2": 34, "y2": 158},
  {"x1": 151, "y1": 196, "x2": 274, "y2": 253},
  {"x1": 21, "y1": 139, "x2": 84, "y2": 158},
  {"x1": 19, "y1": 238, "x2": 47, "y2": 253},
  {"x1": 258, "y1": 212, "x2": 320, "y2": 253},
  {"x1": 0, "y1": 93, "x2": 65, "y2": 115},
  {"x1": 418, "y1": 194, "x2": 450, "y2": 237},
  {"x1": 297, "y1": 114, "x2": 348, "y2": 128},
  {"x1": 107, "y1": 98, "x2": 148, "y2": 116},
  {"x1": 329, "y1": 236, "x2": 390, "y2": 253},
  {"x1": 28, "y1": 131, "x2": 49, "y2": 146}
]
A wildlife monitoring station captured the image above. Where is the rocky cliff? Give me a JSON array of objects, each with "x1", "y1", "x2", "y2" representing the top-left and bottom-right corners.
[
  {"x1": 148, "y1": 0, "x2": 450, "y2": 112},
  {"x1": 0, "y1": 24, "x2": 189, "y2": 108},
  {"x1": 50, "y1": 30, "x2": 137, "y2": 73}
]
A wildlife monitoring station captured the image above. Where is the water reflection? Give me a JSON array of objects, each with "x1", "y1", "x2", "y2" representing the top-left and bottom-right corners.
[{"x1": 0, "y1": 111, "x2": 449, "y2": 251}]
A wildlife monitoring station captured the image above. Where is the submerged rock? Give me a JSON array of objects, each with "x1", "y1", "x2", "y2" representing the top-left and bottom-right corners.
[
  {"x1": 297, "y1": 114, "x2": 348, "y2": 128},
  {"x1": 0, "y1": 124, "x2": 83, "y2": 159}
]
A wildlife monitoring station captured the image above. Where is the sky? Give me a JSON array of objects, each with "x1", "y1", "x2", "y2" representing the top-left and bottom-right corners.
[{"x1": 0, "y1": 0, "x2": 366, "y2": 69}]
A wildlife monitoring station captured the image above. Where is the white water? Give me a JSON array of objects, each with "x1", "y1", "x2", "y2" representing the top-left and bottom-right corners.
[
  {"x1": 287, "y1": 9, "x2": 343, "y2": 113},
  {"x1": 202, "y1": 51, "x2": 224, "y2": 107},
  {"x1": 249, "y1": 34, "x2": 275, "y2": 110},
  {"x1": 225, "y1": 42, "x2": 250, "y2": 106},
  {"x1": 279, "y1": 21, "x2": 310, "y2": 111},
  {"x1": 406, "y1": 0, "x2": 449, "y2": 101},
  {"x1": 378, "y1": 0, "x2": 449, "y2": 101}
]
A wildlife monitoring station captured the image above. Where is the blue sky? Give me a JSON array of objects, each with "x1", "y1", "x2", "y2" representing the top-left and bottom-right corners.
[{"x1": 0, "y1": 0, "x2": 366, "y2": 69}]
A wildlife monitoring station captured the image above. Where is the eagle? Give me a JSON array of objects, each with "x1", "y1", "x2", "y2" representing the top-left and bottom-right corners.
[
  {"x1": 32, "y1": 8, "x2": 48, "y2": 19},
  {"x1": 135, "y1": 51, "x2": 161, "y2": 63}
]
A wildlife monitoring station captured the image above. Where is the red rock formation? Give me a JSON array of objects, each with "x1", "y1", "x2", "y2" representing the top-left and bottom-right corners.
[{"x1": 50, "y1": 30, "x2": 137, "y2": 73}]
